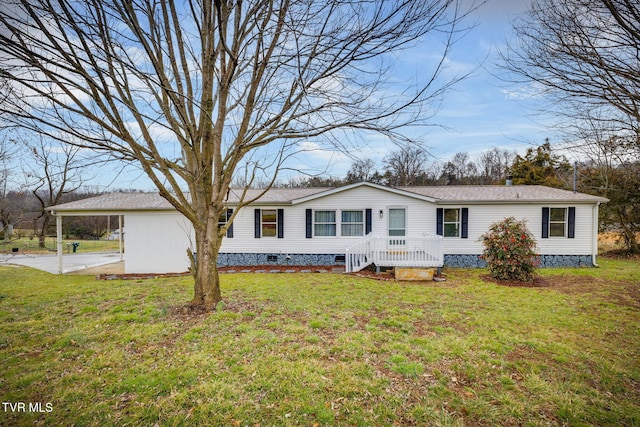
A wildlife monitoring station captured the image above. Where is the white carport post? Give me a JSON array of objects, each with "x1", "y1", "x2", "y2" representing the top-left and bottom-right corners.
[
  {"x1": 118, "y1": 215, "x2": 123, "y2": 261},
  {"x1": 55, "y1": 213, "x2": 63, "y2": 274}
]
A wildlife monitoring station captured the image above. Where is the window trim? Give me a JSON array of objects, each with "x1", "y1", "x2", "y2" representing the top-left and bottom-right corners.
[
  {"x1": 549, "y1": 207, "x2": 567, "y2": 237},
  {"x1": 261, "y1": 208, "x2": 278, "y2": 238},
  {"x1": 313, "y1": 209, "x2": 337, "y2": 237},
  {"x1": 341, "y1": 209, "x2": 365, "y2": 237},
  {"x1": 443, "y1": 208, "x2": 461, "y2": 238},
  {"x1": 255, "y1": 208, "x2": 283, "y2": 238},
  {"x1": 310, "y1": 209, "x2": 366, "y2": 237},
  {"x1": 307, "y1": 208, "x2": 372, "y2": 238},
  {"x1": 542, "y1": 206, "x2": 575, "y2": 239},
  {"x1": 436, "y1": 207, "x2": 468, "y2": 239}
]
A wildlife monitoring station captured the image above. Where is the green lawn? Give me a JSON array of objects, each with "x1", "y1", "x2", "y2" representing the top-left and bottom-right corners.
[
  {"x1": 0, "y1": 259, "x2": 638, "y2": 426},
  {"x1": 0, "y1": 235, "x2": 121, "y2": 254}
]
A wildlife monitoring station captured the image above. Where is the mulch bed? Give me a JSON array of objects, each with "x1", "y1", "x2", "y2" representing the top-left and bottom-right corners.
[
  {"x1": 218, "y1": 265, "x2": 344, "y2": 273},
  {"x1": 97, "y1": 271, "x2": 191, "y2": 280},
  {"x1": 97, "y1": 265, "x2": 346, "y2": 280}
]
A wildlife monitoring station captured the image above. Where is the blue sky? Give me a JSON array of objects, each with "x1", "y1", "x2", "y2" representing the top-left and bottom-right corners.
[
  {"x1": 273, "y1": 0, "x2": 549, "y2": 183},
  {"x1": 426, "y1": 0, "x2": 545, "y2": 159},
  {"x1": 93, "y1": 0, "x2": 547, "y2": 191}
]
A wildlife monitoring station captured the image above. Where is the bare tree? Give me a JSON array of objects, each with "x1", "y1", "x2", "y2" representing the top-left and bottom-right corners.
[
  {"x1": 383, "y1": 144, "x2": 430, "y2": 186},
  {"x1": 0, "y1": 0, "x2": 471, "y2": 307},
  {"x1": 475, "y1": 147, "x2": 516, "y2": 184},
  {"x1": 0, "y1": 136, "x2": 18, "y2": 240},
  {"x1": 345, "y1": 158, "x2": 377, "y2": 184},
  {"x1": 440, "y1": 151, "x2": 478, "y2": 184},
  {"x1": 500, "y1": 0, "x2": 640, "y2": 150},
  {"x1": 570, "y1": 122, "x2": 640, "y2": 252},
  {"x1": 22, "y1": 136, "x2": 85, "y2": 248}
]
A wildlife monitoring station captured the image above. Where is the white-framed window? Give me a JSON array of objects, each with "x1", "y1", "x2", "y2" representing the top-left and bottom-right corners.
[
  {"x1": 341, "y1": 210, "x2": 364, "y2": 237},
  {"x1": 549, "y1": 207, "x2": 567, "y2": 237},
  {"x1": 314, "y1": 210, "x2": 336, "y2": 237},
  {"x1": 261, "y1": 209, "x2": 278, "y2": 237},
  {"x1": 443, "y1": 208, "x2": 460, "y2": 237}
]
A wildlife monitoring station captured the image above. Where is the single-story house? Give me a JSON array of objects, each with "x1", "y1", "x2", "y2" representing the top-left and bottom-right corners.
[{"x1": 48, "y1": 182, "x2": 608, "y2": 274}]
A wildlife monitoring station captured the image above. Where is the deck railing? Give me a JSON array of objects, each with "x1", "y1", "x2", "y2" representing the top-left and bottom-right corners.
[{"x1": 345, "y1": 234, "x2": 444, "y2": 273}]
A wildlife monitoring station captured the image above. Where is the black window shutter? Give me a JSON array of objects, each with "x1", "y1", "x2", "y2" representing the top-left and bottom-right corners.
[
  {"x1": 542, "y1": 207, "x2": 549, "y2": 238},
  {"x1": 254, "y1": 209, "x2": 261, "y2": 238},
  {"x1": 277, "y1": 209, "x2": 284, "y2": 238},
  {"x1": 461, "y1": 208, "x2": 468, "y2": 239},
  {"x1": 436, "y1": 208, "x2": 444, "y2": 236},
  {"x1": 568, "y1": 207, "x2": 576, "y2": 238},
  {"x1": 365, "y1": 209, "x2": 372, "y2": 235},
  {"x1": 305, "y1": 209, "x2": 313, "y2": 238},
  {"x1": 226, "y1": 209, "x2": 234, "y2": 238}
]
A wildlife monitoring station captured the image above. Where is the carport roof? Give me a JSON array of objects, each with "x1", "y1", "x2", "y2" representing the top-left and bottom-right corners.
[{"x1": 49, "y1": 192, "x2": 175, "y2": 214}]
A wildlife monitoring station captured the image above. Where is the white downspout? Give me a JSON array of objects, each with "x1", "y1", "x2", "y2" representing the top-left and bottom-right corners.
[
  {"x1": 55, "y1": 213, "x2": 63, "y2": 274},
  {"x1": 592, "y1": 202, "x2": 600, "y2": 267}
]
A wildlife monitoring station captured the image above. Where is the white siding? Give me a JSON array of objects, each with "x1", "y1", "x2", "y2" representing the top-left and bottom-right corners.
[
  {"x1": 121, "y1": 186, "x2": 599, "y2": 272},
  {"x1": 220, "y1": 186, "x2": 437, "y2": 255},
  {"x1": 440, "y1": 203, "x2": 595, "y2": 255},
  {"x1": 125, "y1": 212, "x2": 193, "y2": 273}
]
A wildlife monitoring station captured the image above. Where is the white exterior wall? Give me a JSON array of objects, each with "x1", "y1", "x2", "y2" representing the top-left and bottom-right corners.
[
  {"x1": 121, "y1": 186, "x2": 599, "y2": 272},
  {"x1": 440, "y1": 203, "x2": 596, "y2": 256},
  {"x1": 125, "y1": 212, "x2": 194, "y2": 274},
  {"x1": 220, "y1": 186, "x2": 437, "y2": 255}
]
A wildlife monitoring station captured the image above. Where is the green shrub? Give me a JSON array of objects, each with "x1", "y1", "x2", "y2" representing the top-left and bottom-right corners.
[{"x1": 481, "y1": 217, "x2": 538, "y2": 282}]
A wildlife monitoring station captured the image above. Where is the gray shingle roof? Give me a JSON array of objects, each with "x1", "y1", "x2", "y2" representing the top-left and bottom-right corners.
[
  {"x1": 48, "y1": 188, "x2": 329, "y2": 213},
  {"x1": 226, "y1": 187, "x2": 327, "y2": 204},
  {"x1": 49, "y1": 192, "x2": 174, "y2": 212},
  {"x1": 399, "y1": 185, "x2": 609, "y2": 203},
  {"x1": 49, "y1": 183, "x2": 607, "y2": 213}
]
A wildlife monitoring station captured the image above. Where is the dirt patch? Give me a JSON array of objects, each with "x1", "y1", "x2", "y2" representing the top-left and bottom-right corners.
[
  {"x1": 350, "y1": 269, "x2": 395, "y2": 281},
  {"x1": 218, "y1": 298, "x2": 263, "y2": 314},
  {"x1": 166, "y1": 303, "x2": 214, "y2": 321},
  {"x1": 481, "y1": 274, "x2": 551, "y2": 288}
]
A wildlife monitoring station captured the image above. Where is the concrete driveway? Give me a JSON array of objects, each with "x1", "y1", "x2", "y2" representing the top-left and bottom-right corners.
[{"x1": 0, "y1": 251, "x2": 122, "y2": 274}]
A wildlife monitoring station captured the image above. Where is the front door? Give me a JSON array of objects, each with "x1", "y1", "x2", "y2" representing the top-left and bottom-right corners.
[{"x1": 388, "y1": 207, "x2": 406, "y2": 246}]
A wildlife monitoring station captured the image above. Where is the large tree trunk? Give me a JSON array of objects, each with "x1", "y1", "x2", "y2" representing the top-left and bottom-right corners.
[{"x1": 191, "y1": 203, "x2": 224, "y2": 308}]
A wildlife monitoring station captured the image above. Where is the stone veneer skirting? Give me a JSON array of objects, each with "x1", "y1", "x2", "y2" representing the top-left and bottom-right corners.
[
  {"x1": 218, "y1": 253, "x2": 594, "y2": 268},
  {"x1": 443, "y1": 254, "x2": 595, "y2": 268},
  {"x1": 218, "y1": 253, "x2": 344, "y2": 267}
]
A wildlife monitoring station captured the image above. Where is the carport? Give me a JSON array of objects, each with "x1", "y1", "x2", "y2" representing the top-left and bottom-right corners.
[
  {"x1": 48, "y1": 192, "x2": 179, "y2": 274},
  {"x1": 48, "y1": 198, "x2": 125, "y2": 274}
]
